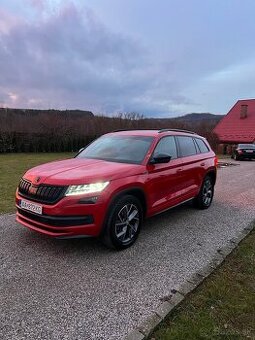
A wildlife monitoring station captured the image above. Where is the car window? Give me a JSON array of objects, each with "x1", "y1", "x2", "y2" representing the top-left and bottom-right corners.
[
  {"x1": 177, "y1": 136, "x2": 197, "y2": 157},
  {"x1": 195, "y1": 138, "x2": 209, "y2": 153},
  {"x1": 153, "y1": 136, "x2": 177, "y2": 159},
  {"x1": 238, "y1": 144, "x2": 255, "y2": 149},
  {"x1": 77, "y1": 135, "x2": 154, "y2": 164}
]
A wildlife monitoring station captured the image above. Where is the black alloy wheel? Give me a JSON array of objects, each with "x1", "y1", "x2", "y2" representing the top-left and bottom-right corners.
[
  {"x1": 193, "y1": 176, "x2": 214, "y2": 209},
  {"x1": 101, "y1": 195, "x2": 143, "y2": 250}
]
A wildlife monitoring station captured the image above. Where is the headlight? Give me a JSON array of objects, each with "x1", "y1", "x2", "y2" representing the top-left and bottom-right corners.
[{"x1": 65, "y1": 181, "x2": 109, "y2": 196}]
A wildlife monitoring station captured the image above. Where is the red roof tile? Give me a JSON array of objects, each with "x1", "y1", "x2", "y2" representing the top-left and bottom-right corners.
[{"x1": 213, "y1": 99, "x2": 255, "y2": 143}]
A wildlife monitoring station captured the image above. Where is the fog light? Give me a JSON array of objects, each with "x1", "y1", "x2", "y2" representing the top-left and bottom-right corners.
[{"x1": 79, "y1": 196, "x2": 98, "y2": 204}]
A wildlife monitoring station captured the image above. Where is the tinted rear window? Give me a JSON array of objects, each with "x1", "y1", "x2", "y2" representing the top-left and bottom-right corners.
[
  {"x1": 238, "y1": 144, "x2": 255, "y2": 149},
  {"x1": 177, "y1": 136, "x2": 197, "y2": 157},
  {"x1": 195, "y1": 138, "x2": 209, "y2": 153}
]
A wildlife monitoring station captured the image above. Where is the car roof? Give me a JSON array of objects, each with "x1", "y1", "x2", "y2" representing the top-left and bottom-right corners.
[
  {"x1": 238, "y1": 143, "x2": 255, "y2": 146},
  {"x1": 106, "y1": 129, "x2": 200, "y2": 138}
]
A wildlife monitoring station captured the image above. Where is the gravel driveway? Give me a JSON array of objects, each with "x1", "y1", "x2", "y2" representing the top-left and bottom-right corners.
[{"x1": 0, "y1": 159, "x2": 255, "y2": 340}]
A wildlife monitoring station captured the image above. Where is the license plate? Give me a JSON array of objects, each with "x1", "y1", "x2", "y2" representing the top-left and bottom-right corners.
[
  {"x1": 20, "y1": 199, "x2": 42, "y2": 215},
  {"x1": 246, "y1": 150, "x2": 253, "y2": 153}
]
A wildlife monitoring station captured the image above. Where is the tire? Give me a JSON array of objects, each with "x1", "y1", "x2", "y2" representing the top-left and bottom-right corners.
[
  {"x1": 101, "y1": 195, "x2": 143, "y2": 250},
  {"x1": 193, "y1": 176, "x2": 214, "y2": 210},
  {"x1": 234, "y1": 154, "x2": 239, "y2": 161}
]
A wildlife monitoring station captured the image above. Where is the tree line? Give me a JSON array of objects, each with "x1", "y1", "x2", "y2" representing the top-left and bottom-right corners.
[{"x1": 0, "y1": 109, "x2": 219, "y2": 153}]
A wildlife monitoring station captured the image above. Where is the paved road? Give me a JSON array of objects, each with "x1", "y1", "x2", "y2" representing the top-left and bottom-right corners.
[{"x1": 0, "y1": 160, "x2": 255, "y2": 340}]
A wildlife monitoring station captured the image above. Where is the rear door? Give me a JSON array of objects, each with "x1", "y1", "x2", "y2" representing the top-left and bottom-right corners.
[{"x1": 175, "y1": 136, "x2": 202, "y2": 199}]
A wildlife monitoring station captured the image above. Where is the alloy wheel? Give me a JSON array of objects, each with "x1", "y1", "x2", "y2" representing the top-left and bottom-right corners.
[
  {"x1": 202, "y1": 179, "x2": 213, "y2": 206},
  {"x1": 114, "y1": 204, "x2": 139, "y2": 244}
]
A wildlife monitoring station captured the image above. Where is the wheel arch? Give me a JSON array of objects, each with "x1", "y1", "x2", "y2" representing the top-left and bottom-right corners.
[
  {"x1": 100, "y1": 187, "x2": 147, "y2": 244},
  {"x1": 108, "y1": 187, "x2": 147, "y2": 218},
  {"x1": 205, "y1": 170, "x2": 216, "y2": 186}
]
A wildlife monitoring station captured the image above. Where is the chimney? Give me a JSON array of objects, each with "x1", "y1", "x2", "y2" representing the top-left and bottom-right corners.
[{"x1": 240, "y1": 104, "x2": 248, "y2": 119}]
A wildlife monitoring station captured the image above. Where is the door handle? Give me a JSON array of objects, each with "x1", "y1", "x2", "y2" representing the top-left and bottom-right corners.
[
  {"x1": 200, "y1": 162, "x2": 205, "y2": 166},
  {"x1": 177, "y1": 168, "x2": 183, "y2": 172}
]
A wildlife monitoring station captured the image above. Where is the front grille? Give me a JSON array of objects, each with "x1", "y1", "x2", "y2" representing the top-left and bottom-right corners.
[
  {"x1": 18, "y1": 178, "x2": 67, "y2": 204},
  {"x1": 17, "y1": 208, "x2": 93, "y2": 227}
]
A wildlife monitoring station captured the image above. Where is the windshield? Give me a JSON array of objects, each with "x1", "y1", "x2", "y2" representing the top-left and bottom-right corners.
[
  {"x1": 238, "y1": 144, "x2": 255, "y2": 149},
  {"x1": 77, "y1": 135, "x2": 154, "y2": 164}
]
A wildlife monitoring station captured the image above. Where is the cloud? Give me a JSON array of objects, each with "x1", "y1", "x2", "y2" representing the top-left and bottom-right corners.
[
  {"x1": 27, "y1": 0, "x2": 45, "y2": 11},
  {"x1": 182, "y1": 58, "x2": 255, "y2": 114},
  {"x1": 0, "y1": 2, "x2": 188, "y2": 116},
  {"x1": 0, "y1": 8, "x2": 23, "y2": 33},
  {"x1": 1, "y1": 0, "x2": 255, "y2": 116}
]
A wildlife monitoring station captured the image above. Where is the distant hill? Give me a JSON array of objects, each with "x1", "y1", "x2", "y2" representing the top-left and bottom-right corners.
[
  {"x1": 0, "y1": 107, "x2": 223, "y2": 135},
  {"x1": 144, "y1": 112, "x2": 223, "y2": 129},
  {"x1": 0, "y1": 108, "x2": 94, "y2": 118},
  {"x1": 173, "y1": 113, "x2": 223, "y2": 123}
]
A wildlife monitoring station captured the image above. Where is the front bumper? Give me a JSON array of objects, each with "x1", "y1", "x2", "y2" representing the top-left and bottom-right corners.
[{"x1": 15, "y1": 191, "x2": 108, "y2": 238}]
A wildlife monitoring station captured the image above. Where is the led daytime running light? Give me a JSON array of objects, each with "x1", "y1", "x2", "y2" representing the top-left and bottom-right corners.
[{"x1": 65, "y1": 181, "x2": 109, "y2": 196}]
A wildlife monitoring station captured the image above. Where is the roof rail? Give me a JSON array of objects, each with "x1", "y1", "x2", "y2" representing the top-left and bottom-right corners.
[
  {"x1": 113, "y1": 128, "x2": 159, "y2": 132},
  {"x1": 159, "y1": 128, "x2": 197, "y2": 134},
  {"x1": 112, "y1": 128, "x2": 197, "y2": 134}
]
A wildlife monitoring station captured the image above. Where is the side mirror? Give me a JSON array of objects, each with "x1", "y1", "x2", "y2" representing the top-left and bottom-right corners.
[{"x1": 149, "y1": 153, "x2": 171, "y2": 164}]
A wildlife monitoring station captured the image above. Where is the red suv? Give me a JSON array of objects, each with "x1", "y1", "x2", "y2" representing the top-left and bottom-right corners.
[{"x1": 16, "y1": 129, "x2": 217, "y2": 249}]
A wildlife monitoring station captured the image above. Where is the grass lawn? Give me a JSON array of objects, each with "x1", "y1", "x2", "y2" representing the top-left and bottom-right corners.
[
  {"x1": 150, "y1": 226, "x2": 255, "y2": 340},
  {"x1": 0, "y1": 153, "x2": 73, "y2": 214}
]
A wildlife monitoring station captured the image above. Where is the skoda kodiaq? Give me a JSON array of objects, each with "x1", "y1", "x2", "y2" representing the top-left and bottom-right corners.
[{"x1": 16, "y1": 129, "x2": 217, "y2": 249}]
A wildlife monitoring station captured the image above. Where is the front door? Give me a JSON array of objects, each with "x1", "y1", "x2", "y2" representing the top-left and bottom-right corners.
[{"x1": 146, "y1": 136, "x2": 184, "y2": 215}]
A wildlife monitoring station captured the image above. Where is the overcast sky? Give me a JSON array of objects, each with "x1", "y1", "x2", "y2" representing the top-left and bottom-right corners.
[{"x1": 0, "y1": 0, "x2": 255, "y2": 117}]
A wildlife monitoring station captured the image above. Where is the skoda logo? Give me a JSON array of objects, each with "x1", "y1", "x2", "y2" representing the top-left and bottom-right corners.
[
  {"x1": 36, "y1": 176, "x2": 41, "y2": 183},
  {"x1": 29, "y1": 185, "x2": 37, "y2": 195}
]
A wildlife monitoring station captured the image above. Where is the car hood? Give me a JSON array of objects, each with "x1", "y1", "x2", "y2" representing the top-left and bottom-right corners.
[{"x1": 23, "y1": 158, "x2": 145, "y2": 185}]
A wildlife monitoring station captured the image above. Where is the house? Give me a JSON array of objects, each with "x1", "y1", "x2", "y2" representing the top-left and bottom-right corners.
[{"x1": 213, "y1": 99, "x2": 255, "y2": 154}]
